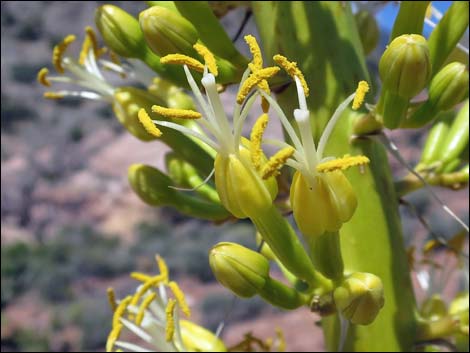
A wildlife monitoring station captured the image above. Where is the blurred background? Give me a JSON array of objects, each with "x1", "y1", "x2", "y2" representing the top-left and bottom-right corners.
[{"x1": 1, "y1": 1, "x2": 467, "y2": 352}]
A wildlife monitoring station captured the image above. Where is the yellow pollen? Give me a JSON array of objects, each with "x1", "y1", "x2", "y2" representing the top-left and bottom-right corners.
[
  {"x1": 168, "y1": 281, "x2": 191, "y2": 317},
  {"x1": 106, "y1": 323, "x2": 123, "y2": 352},
  {"x1": 352, "y1": 81, "x2": 370, "y2": 110},
  {"x1": 248, "y1": 63, "x2": 271, "y2": 113},
  {"x1": 37, "y1": 68, "x2": 51, "y2": 87},
  {"x1": 135, "y1": 292, "x2": 157, "y2": 326},
  {"x1": 165, "y1": 299, "x2": 177, "y2": 342},
  {"x1": 261, "y1": 146, "x2": 295, "y2": 179},
  {"x1": 237, "y1": 66, "x2": 280, "y2": 104},
  {"x1": 250, "y1": 113, "x2": 269, "y2": 170},
  {"x1": 138, "y1": 109, "x2": 162, "y2": 137},
  {"x1": 273, "y1": 54, "x2": 309, "y2": 96},
  {"x1": 156, "y1": 255, "x2": 169, "y2": 283},
  {"x1": 52, "y1": 34, "x2": 76, "y2": 73},
  {"x1": 193, "y1": 43, "x2": 218, "y2": 76},
  {"x1": 43, "y1": 92, "x2": 65, "y2": 100},
  {"x1": 316, "y1": 154, "x2": 370, "y2": 173},
  {"x1": 130, "y1": 272, "x2": 153, "y2": 283},
  {"x1": 113, "y1": 295, "x2": 132, "y2": 328},
  {"x1": 160, "y1": 54, "x2": 205, "y2": 72},
  {"x1": 130, "y1": 277, "x2": 157, "y2": 307},
  {"x1": 245, "y1": 35, "x2": 263, "y2": 69},
  {"x1": 107, "y1": 287, "x2": 117, "y2": 312},
  {"x1": 79, "y1": 26, "x2": 101, "y2": 65},
  {"x1": 152, "y1": 105, "x2": 202, "y2": 120}
]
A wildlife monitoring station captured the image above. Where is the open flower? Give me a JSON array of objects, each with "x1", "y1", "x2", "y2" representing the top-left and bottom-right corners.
[{"x1": 106, "y1": 255, "x2": 226, "y2": 352}]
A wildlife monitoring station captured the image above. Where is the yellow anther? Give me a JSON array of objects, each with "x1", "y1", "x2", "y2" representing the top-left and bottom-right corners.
[
  {"x1": 52, "y1": 34, "x2": 76, "y2": 73},
  {"x1": 138, "y1": 109, "x2": 162, "y2": 137},
  {"x1": 352, "y1": 81, "x2": 370, "y2": 110},
  {"x1": 79, "y1": 26, "x2": 101, "y2": 65},
  {"x1": 248, "y1": 63, "x2": 271, "y2": 113},
  {"x1": 152, "y1": 105, "x2": 202, "y2": 120},
  {"x1": 261, "y1": 146, "x2": 295, "y2": 179},
  {"x1": 130, "y1": 277, "x2": 157, "y2": 307},
  {"x1": 106, "y1": 323, "x2": 123, "y2": 352},
  {"x1": 165, "y1": 299, "x2": 177, "y2": 342},
  {"x1": 316, "y1": 154, "x2": 370, "y2": 173},
  {"x1": 168, "y1": 281, "x2": 191, "y2": 317},
  {"x1": 130, "y1": 272, "x2": 153, "y2": 283},
  {"x1": 193, "y1": 43, "x2": 218, "y2": 76},
  {"x1": 273, "y1": 54, "x2": 309, "y2": 96},
  {"x1": 250, "y1": 113, "x2": 269, "y2": 170},
  {"x1": 156, "y1": 255, "x2": 169, "y2": 283},
  {"x1": 135, "y1": 292, "x2": 157, "y2": 326},
  {"x1": 237, "y1": 66, "x2": 280, "y2": 104},
  {"x1": 113, "y1": 295, "x2": 132, "y2": 328},
  {"x1": 43, "y1": 92, "x2": 65, "y2": 100},
  {"x1": 107, "y1": 287, "x2": 117, "y2": 312},
  {"x1": 37, "y1": 68, "x2": 51, "y2": 87},
  {"x1": 160, "y1": 54, "x2": 205, "y2": 72},
  {"x1": 245, "y1": 35, "x2": 263, "y2": 69},
  {"x1": 276, "y1": 328, "x2": 286, "y2": 352}
]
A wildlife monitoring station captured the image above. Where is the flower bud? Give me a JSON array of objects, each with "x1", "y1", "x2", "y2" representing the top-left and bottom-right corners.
[
  {"x1": 139, "y1": 6, "x2": 199, "y2": 58},
  {"x1": 180, "y1": 320, "x2": 227, "y2": 352},
  {"x1": 148, "y1": 77, "x2": 196, "y2": 110},
  {"x1": 95, "y1": 5, "x2": 147, "y2": 58},
  {"x1": 334, "y1": 272, "x2": 385, "y2": 325},
  {"x1": 428, "y1": 62, "x2": 469, "y2": 112},
  {"x1": 379, "y1": 34, "x2": 431, "y2": 99},
  {"x1": 355, "y1": 10, "x2": 379, "y2": 55},
  {"x1": 209, "y1": 242, "x2": 269, "y2": 298},
  {"x1": 215, "y1": 146, "x2": 277, "y2": 219},
  {"x1": 290, "y1": 170, "x2": 357, "y2": 237}
]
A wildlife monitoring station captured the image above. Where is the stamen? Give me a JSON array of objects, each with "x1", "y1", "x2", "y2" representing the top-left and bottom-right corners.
[
  {"x1": 193, "y1": 43, "x2": 218, "y2": 76},
  {"x1": 106, "y1": 323, "x2": 123, "y2": 352},
  {"x1": 273, "y1": 54, "x2": 309, "y2": 96},
  {"x1": 250, "y1": 113, "x2": 269, "y2": 170},
  {"x1": 43, "y1": 92, "x2": 65, "y2": 99},
  {"x1": 237, "y1": 67, "x2": 280, "y2": 104},
  {"x1": 130, "y1": 272, "x2": 153, "y2": 282},
  {"x1": 160, "y1": 54, "x2": 205, "y2": 72},
  {"x1": 37, "y1": 68, "x2": 51, "y2": 86},
  {"x1": 138, "y1": 109, "x2": 162, "y2": 137},
  {"x1": 135, "y1": 292, "x2": 157, "y2": 325},
  {"x1": 165, "y1": 299, "x2": 177, "y2": 342},
  {"x1": 152, "y1": 105, "x2": 202, "y2": 120},
  {"x1": 244, "y1": 35, "x2": 263, "y2": 69},
  {"x1": 130, "y1": 278, "x2": 157, "y2": 307},
  {"x1": 52, "y1": 34, "x2": 76, "y2": 73},
  {"x1": 316, "y1": 154, "x2": 370, "y2": 173},
  {"x1": 352, "y1": 81, "x2": 370, "y2": 110},
  {"x1": 113, "y1": 296, "x2": 132, "y2": 327},
  {"x1": 261, "y1": 146, "x2": 296, "y2": 179},
  {"x1": 156, "y1": 255, "x2": 169, "y2": 283},
  {"x1": 168, "y1": 281, "x2": 191, "y2": 317},
  {"x1": 107, "y1": 287, "x2": 117, "y2": 312}
]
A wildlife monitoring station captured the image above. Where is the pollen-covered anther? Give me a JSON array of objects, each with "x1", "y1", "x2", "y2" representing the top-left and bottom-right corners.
[
  {"x1": 261, "y1": 146, "x2": 296, "y2": 179},
  {"x1": 244, "y1": 35, "x2": 263, "y2": 69},
  {"x1": 168, "y1": 281, "x2": 191, "y2": 317},
  {"x1": 165, "y1": 299, "x2": 177, "y2": 342},
  {"x1": 193, "y1": 43, "x2": 218, "y2": 76},
  {"x1": 130, "y1": 277, "x2": 158, "y2": 307},
  {"x1": 156, "y1": 255, "x2": 169, "y2": 283},
  {"x1": 106, "y1": 323, "x2": 123, "y2": 352},
  {"x1": 52, "y1": 34, "x2": 76, "y2": 73},
  {"x1": 160, "y1": 54, "x2": 205, "y2": 72},
  {"x1": 130, "y1": 271, "x2": 153, "y2": 282},
  {"x1": 273, "y1": 54, "x2": 309, "y2": 96},
  {"x1": 352, "y1": 81, "x2": 370, "y2": 110},
  {"x1": 107, "y1": 287, "x2": 117, "y2": 312},
  {"x1": 250, "y1": 113, "x2": 269, "y2": 170},
  {"x1": 37, "y1": 68, "x2": 51, "y2": 87},
  {"x1": 152, "y1": 105, "x2": 202, "y2": 120},
  {"x1": 316, "y1": 154, "x2": 370, "y2": 173},
  {"x1": 237, "y1": 66, "x2": 280, "y2": 104},
  {"x1": 43, "y1": 92, "x2": 65, "y2": 100},
  {"x1": 138, "y1": 109, "x2": 162, "y2": 137},
  {"x1": 113, "y1": 295, "x2": 132, "y2": 327},
  {"x1": 79, "y1": 26, "x2": 102, "y2": 65},
  {"x1": 135, "y1": 292, "x2": 157, "y2": 325}
]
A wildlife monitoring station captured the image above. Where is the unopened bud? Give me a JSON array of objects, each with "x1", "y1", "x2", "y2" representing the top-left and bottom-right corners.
[
  {"x1": 355, "y1": 10, "x2": 379, "y2": 55},
  {"x1": 334, "y1": 272, "x2": 385, "y2": 325}
]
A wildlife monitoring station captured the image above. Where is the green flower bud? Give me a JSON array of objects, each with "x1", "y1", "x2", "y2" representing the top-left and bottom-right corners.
[
  {"x1": 95, "y1": 5, "x2": 146, "y2": 58},
  {"x1": 209, "y1": 242, "x2": 269, "y2": 298},
  {"x1": 355, "y1": 10, "x2": 379, "y2": 55},
  {"x1": 215, "y1": 145, "x2": 277, "y2": 219},
  {"x1": 180, "y1": 320, "x2": 227, "y2": 352},
  {"x1": 290, "y1": 170, "x2": 357, "y2": 238},
  {"x1": 139, "y1": 6, "x2": 199, "y2": 57},
  {"x1": 420, "y1": 294, "x2": 447, "y2": 320},
  {"x1": 334, "y1": 272, "x2": 385, "y2": 325},
  {"x1": 379, "y1": 34, "x2": 431, "y2": 99},
  {"x1": 148, "y1": 77, "x2": 196, "y2": 110}
]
